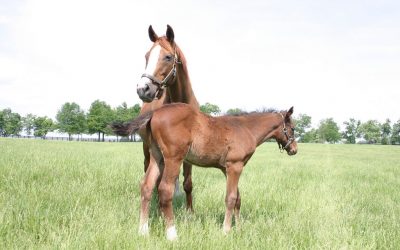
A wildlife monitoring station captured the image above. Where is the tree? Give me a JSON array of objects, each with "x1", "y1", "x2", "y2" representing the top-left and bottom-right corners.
[
  {"x1": 0, "y1": 108, "x2": 23, "y2": 136},
  {"x1": 226, "y1": 108, "x2": 244, "y2": 115},
  {"x1": 294, "y1": 114, "x2": 312, "y2": 142},
  {"x1": 318, "y1": 118, "x2": 340, "y2": 143},
  {"x1": 342, "y1": 118, "x2": 361, "y2": 144},
  {"x1": 200, "y1": 102, "x2": 221, "y2": 116},
  {"x1": 0, "y1": 110, "x2": 4, "y2": 136},
  {"x1": 114, "y1": 102, "x2": 141, "y2": 141},
  {"x1": 381, "y1": 119, "x2": 391, "y2": 145},
  {"x1": 33, "y1": 116, "x2": 54, "y2": 139},
  {"x1": 23, "y1": 113, "x2": 36, "y2": 136},
  {"x1": 359, "y1": 120, "x2": 381, "y2": 144},
  {"x1": 87, "y1": 100, "x2": 114, "y2": 141},
  {"x1": 391, "y1": 119, "x2": 400, "y2": 144},
  {"x1": 302, "y1": 128, "x2": 318, "y2": 143},
  {"x1": 56, "y1": 102, "x2": 86, "y2": 141}
]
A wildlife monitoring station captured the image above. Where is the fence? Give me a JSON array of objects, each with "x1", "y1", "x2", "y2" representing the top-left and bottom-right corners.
[{"x1": 3, "y1": 135, "x2": 142, "y2": 142}]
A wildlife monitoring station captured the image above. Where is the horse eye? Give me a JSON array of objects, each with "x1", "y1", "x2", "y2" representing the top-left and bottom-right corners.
[{"x1": 165, "y1": 55, "x2": 173, "y2": 61}]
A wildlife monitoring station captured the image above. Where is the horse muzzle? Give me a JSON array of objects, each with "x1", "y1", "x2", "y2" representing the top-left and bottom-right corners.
[{"x1": 137, "y1": 80, "x2": 158, "y2": 102}]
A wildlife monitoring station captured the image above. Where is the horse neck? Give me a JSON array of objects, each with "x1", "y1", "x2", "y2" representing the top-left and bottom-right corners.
[
  {"x1": 241, "y1": 113, "x2": 282, "y2": 146},
  {"x1": 166, "y1": 65, "x2": 199, "y2": 108}
]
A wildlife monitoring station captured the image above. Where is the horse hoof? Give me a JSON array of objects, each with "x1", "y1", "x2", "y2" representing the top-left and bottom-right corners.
[{"x1": 166, "y1": 225, "x2": 178, "y2": 241}]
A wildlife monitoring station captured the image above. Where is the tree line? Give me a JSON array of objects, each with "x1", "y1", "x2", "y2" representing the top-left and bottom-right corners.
[
  {"x1": 0, "y1": 100, "x2": 140, "y2": 141},
  {"x1": 1, "y1": 101, "x2": 400, "y2": 144}
]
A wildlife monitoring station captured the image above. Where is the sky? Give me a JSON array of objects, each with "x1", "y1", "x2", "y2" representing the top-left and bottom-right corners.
[{"x1": 1, "y1": 0, "x2": 400, "y2": 127}]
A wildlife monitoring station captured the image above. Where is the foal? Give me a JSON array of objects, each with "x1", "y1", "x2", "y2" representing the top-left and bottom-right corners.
[{"x1": 113, "y1": 103, "x2": 297, "y2": 240}]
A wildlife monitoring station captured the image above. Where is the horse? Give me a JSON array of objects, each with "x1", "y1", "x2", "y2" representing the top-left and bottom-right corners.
[
  {"x1": 136, "y1": 25, "x2": 199, "y2": 211},
  {"x1": 112, "y1": 103, "x2": 297, "y2": 240}
]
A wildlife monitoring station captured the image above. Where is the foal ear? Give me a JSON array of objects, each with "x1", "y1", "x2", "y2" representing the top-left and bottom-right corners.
[
  {"x1": 286, "y1": 106, "x2": 294, "y2": 118},
  {"x1": 166, "y1": 24, "x2": 174, "y2": 44},
  {"x1": 148, "y1": 25, "x2": 158, "y2": 42}
]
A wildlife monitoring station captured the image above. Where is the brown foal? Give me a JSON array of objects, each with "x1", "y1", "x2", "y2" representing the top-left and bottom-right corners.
[{"x1": 113, "y1": 103, "x2": 297, "y2": 240}]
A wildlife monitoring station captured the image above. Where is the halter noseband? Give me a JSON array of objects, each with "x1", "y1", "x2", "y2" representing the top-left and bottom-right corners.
[
  {"x1": 278, "y1": 113, "x2": 295, "y2": 153},
  {"x1": 141, "y1": 48, "x2": 181, "y2": 99}
]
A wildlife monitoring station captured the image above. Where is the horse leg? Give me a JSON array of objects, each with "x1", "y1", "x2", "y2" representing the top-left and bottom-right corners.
[
  {"x1": 183, "y1": 161, "x2": 193, "y2": 212},
  {"x1": 158, "y1": 157, "x2": 182, "y2": 241},
  {"x1": 139, "y1": 154, "x2": 160, "y2": 236},
  {"x1": 223, "y1": 162, "x2": 243, "y2": 234},
  {"x1": 143, "y1": 142, "x2": 150, "y2": 173}
]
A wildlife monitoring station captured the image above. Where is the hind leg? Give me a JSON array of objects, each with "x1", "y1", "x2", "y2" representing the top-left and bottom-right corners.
[
  {"x1": 183, "y1": 162, "x2": 193, "y2": 212},
  {"x1": 158, "y1": 157, "x2": 183, "y2": 241},
  {"x1": 139, "y1": 154, "x2": 160, "y2": 236}
]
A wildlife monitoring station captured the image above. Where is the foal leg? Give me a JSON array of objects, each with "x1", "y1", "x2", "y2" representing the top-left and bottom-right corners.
[
  {"x1": 158, "y1": 158, "x2": 182, "y2": 241},
  {"x1": 183, "y1": 162, "x2": 193, "y2": 212},
  {"x1": 223, "y1": 162, "x2": 243, "y2": 234},
  {"x1": 234, "y1": 189, "x2": 241, "y2": 226},
  {"x1": 139, "y1": 155, "x2": 160, "y2": 236}
]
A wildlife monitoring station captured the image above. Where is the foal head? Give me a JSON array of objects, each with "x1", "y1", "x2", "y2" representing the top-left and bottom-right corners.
[
  {"x1": 137, "y1": 25, "x2": 181, "y2": 102},
  {"x1": 276, "y1": 107, "x2": 297, "y2": 155}
]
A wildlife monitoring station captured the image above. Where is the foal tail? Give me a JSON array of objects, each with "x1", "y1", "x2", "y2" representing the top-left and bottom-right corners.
[{"x1": 110, "y1": 111, "x2": 154, "y2": 136}]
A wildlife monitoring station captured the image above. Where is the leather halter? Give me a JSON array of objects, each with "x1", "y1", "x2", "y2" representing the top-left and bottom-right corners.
[
  {"x1": 141, "y1": 48, "x2": 181, "y2": 99},
  {"x1": 278, "y1": 113, "x2": 295, "y2": 152}
]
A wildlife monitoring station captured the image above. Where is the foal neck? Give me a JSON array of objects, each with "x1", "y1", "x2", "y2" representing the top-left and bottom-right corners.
[{"x1": 244, "y1": 112, "x2": 283, "y2": 146}]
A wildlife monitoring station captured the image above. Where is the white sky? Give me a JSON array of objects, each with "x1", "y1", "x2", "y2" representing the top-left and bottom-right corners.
[{"x1": 1, "y1": 0, "x2": 400, "y2": 127}]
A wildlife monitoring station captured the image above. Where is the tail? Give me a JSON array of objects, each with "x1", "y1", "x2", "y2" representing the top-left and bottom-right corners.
[{"x1": 110, "y1": 111, "x2": 154, "y2": 136}]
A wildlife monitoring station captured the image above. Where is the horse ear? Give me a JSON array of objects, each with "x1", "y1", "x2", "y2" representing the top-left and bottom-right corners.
[
  {"x1": 148, "y1": 25, "x2": 158, "y2": 42},
  {"x1": 166, "y1": 24, "x2": 174, "y2": 44},
  {"x1": 286, "y1": 106, "x2": 294, "y2": 117}
]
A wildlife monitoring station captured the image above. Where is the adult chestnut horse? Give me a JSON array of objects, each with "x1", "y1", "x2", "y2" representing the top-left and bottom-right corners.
[
  {"x1": 137, "y1": 25, "x2": 199, "y2": 210},
  {"x1": 113, "y1": 103, "x2": 297, "y2": 240}
]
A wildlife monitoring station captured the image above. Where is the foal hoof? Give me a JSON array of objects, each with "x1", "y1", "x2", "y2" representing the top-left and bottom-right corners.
[
  {"x1": 166, "y1": 226, "x2": 178, "y2": 241},
  {"x1": 223, "y1": 226, "x2": 231, "y2": 235},
  {"x1": 138, "y1": 223, "x2": 149, "y2": 237}
]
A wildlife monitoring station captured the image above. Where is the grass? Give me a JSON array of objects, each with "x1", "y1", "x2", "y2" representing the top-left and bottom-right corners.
[{"x1": 1, "y1": 138, "x2": 399, "y2": 249}]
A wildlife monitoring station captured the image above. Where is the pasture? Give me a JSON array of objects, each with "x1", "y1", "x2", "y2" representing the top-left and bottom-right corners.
[{"x1": 1, "y1": 138, "x2": 399, "y2": 249}]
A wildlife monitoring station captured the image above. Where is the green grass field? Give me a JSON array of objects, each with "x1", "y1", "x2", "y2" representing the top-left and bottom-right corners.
[{"x1": 1, "y1": 138, "x2": 399, "y2": 249}]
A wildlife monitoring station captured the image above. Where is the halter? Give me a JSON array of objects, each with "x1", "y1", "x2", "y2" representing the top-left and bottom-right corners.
[
  {"x1": 278, "y1": 113, "x2": 295, "y2": 153},
  {"x1": 141, "y1": 48, "x2": 181, "y2": 99}
]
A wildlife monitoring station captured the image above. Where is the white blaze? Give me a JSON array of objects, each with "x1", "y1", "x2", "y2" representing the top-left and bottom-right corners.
[{"x1": 138, "y1": 45, "x2": 161, "y2": 89}]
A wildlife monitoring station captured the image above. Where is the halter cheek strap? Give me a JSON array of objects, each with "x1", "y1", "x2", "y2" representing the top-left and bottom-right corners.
[
  {"x1": 141, "y1": 50, "x2": 181, "y2": 91},
  {"x1": 141, "y1": 63, "x2": 176, "y2": 89},
  {"x1": 278, "y1": 113, "x2": 294, "y2": 153}
]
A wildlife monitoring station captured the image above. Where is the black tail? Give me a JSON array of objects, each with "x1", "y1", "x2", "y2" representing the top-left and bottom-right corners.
[{"x1": 110, "y1": 111, "x2": 154, "y2": 136}]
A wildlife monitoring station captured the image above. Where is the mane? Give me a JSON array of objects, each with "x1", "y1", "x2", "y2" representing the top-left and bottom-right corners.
[{"x1": 225, "y1": 108, "x2": 280, "y2": 117}]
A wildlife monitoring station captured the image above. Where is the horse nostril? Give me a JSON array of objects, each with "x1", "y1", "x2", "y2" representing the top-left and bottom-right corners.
[{"x1": 144, "y1": 83, "x2": 150, "y2": 92}]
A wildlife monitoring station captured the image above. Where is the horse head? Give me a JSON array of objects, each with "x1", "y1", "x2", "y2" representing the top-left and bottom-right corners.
[
  {"x1": 276, "y1": 107, "x2": 297, "y2": 155},
  {"x1": 137, "y1": 25, "x2": 180, "y2": 102}
]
